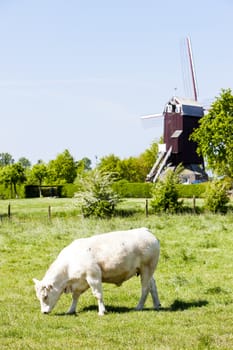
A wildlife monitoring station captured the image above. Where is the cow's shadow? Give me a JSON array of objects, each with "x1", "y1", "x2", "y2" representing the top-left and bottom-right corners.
[
  {"x1": 82, "y1": 305, "x2": 132, "y2": 314},
  {"x1": 55, "y1": 305, "x2": 131, "y2": 316},
  {"x1": 82, "y1": 298, "x2": 208, "y2": 313},
  {"x1": 55, "y1": 298, "x2": 208, "y2": 316},
  {"x1": 162, "y1": 299, "x2": 208, "y2": 312}
]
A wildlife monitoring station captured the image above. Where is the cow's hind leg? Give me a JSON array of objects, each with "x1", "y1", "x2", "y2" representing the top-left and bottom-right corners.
[
  {"x1": 149, "y1": 277, "x2": 160, "y2": 310},
  {"x1": 135, "y1": 268, "x2": 151, "y2": 311},
  {"x1": 86, "y1": 275, "x2": 106, "y2": 316}
]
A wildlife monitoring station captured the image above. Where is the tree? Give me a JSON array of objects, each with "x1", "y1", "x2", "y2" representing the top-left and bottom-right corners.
[
  {"x1": 117, "y1": 157, "x2": 145, "y2": 182},
  {"x1": 191, "y1": 89, "x2": 233, "y2": 178},
  {"x1": 97, "y1": 154, "x2": 121, "y2": 177},
  {"x1": 204, "y1": 179, "x2": 230, "y2": 213},
  {"x1": 0, "y1": 163, "x2": 26, "y2": 198},
  {"x1": 137, "y1": 141, "x2": 159, "y2": 181},
  {"x1": 29, "y1": 162, "x2": 48, "y2": 197},
  {"x1": 47, "y1": 149, "x2": 77, "y2": 184},
  {"x1": 76, "y1": 157, "x2": 92, "y2": 174},
  {"x1": 18, "y1": 157, "x2": 31, "y2": 169},
  {"x1": 97, "y1": 141, "x2": 159, "y2": 183},
  {"x1": 0, "y1": 153, "x2": 14, "y2": 166}
]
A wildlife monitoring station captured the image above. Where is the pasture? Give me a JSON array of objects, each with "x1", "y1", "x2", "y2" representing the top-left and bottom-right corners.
[{"x1": 0, "y1": 198, "x2": 233, "y2": 349}]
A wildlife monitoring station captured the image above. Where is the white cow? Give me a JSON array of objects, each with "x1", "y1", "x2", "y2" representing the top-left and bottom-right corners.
[{"x1": 33, "y1": 227, "x2": 160, "y2": 316}]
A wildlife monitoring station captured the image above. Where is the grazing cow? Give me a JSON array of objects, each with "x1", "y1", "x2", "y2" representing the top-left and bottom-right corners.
[{"x1": 33, "y1": 227, "x2": 160, "y2": 316}]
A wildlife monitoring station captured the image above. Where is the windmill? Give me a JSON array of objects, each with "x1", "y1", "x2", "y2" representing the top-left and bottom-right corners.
[{"x1": 142, "y1": 37, "x2": 208, "y2": 184}]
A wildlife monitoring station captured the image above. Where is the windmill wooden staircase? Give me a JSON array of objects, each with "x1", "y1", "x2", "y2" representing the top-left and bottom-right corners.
[{"x1": 146, "y1": 146, "x2": 172, "y2": 183}]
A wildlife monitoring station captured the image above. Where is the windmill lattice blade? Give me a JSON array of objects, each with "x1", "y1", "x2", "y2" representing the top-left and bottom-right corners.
[{"x1": 140, "y1": 113, "x2": 163, "y2": 120}]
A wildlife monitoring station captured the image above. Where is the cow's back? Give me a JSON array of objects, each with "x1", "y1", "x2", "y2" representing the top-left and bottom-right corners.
[{"x1": 70, "y1": 227, "x2": 160, "y2": 285}]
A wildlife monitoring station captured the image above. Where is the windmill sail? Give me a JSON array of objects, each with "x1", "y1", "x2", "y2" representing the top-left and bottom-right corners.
[{"x1": 186, "y1": 37, "x2": 198, "y2": 101}]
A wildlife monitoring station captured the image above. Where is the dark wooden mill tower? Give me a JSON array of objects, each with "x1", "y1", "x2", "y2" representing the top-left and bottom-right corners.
[{"x1": 144, "y1": 38, "x2": 208, "y2": 183}]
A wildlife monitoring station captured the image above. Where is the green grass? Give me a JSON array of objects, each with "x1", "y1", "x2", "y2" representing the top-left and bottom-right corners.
[{"x1": 0, "y1": 198, "x2": 233, "y2": 349}]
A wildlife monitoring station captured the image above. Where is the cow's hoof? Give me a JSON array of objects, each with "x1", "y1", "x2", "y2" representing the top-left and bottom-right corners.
[
  {"x1": 98, "y1": 309, "x2": 107, "y2": 316},
  {"x1": 135, "y1": 307, "x2": 143, "y2": 311}
]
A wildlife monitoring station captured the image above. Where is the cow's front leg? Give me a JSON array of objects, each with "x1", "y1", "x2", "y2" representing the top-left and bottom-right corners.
[
  {"x1": 86, "y1": 275, "x2": 106, "y2": 316},
  {"x1": 66, "y1": 292, "x2": 80, "y2": 314}
]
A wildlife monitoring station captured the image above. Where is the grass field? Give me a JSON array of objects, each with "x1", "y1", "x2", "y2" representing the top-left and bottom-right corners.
[{"x1": 0, "y1": 198, "x2": 233, "y2": 349}]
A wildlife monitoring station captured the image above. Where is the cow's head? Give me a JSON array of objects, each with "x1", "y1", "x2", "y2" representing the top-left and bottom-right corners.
[{"x1": 33, "y1": 278, "x2": 60, "y2": 314}]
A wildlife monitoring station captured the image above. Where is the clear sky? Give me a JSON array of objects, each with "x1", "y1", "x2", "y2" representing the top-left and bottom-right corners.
[{"x1": 0, "y1": 0, "x2": 232, "y2": 166}]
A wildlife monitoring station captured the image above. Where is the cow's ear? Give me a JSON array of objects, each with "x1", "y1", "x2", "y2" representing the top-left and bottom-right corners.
[{"x1": 33, "y1": 278, "x2": 40, "y2": 286}]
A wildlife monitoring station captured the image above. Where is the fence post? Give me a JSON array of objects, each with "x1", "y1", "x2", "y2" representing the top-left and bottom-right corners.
[
  {"x1": 193, "y1": 195, "x2": 196, "y2": 214},
  {"x1": 8, "y1": 203, "x2": 11, "y2": 219},
  {"x1": 145, "y1": 199, "x2": 149, "y2": 217},
  {"x1": 48, "y1": 205, "x2": 51, "y2": 220}
]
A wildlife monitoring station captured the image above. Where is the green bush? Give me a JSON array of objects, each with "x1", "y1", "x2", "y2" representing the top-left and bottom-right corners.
[
  {"x1": 150, "y1": 169, "x2": 183, "y2": 213},
  {"x1": 61, "y1": 183, "x2": 81, "y2": 198},
  {"x1": 111, "y1": 179, "x2": 208, "y2": 200},
  {"x1": 112, "y1": 180, "x2": 153, "y2": 198},
  {"x1": 177, "y1": 182, "x2": 207, "y2": 198},
  {"x1": 74, "y1": 170, "x2": 120, "y2": 218},
  {"x1": 204, "y1": 179, "x2": 230, "y2": 213}
]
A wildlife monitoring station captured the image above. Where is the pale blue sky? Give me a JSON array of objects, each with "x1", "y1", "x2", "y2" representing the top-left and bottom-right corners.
[{"x1": 0, "y1": 0, "x2": 232, "y2": 166}]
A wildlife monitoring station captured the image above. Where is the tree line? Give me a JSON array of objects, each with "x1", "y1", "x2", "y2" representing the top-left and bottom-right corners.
[{"x1": 0, "y1": 143, "x2": 158, "y2": 198}]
